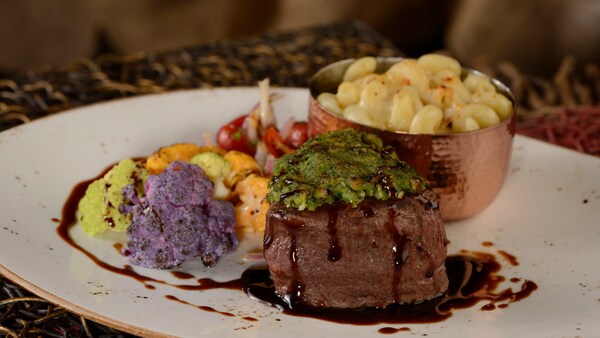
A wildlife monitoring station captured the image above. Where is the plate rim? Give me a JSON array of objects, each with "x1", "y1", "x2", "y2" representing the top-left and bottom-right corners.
[{"x1": 0, "y1": 262, "x2": 172, "y2": 338}]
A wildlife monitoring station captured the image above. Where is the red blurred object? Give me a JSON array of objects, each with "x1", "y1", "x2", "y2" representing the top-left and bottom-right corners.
[
  {"x1": 264, "y1": 126, "x2": 294, "y2": 157},
  {"x1": 284, "y1": 121, "x2": 309, "y2": 148},
  {"x1": 216, "y1": 114, "x2": 256, "y2": 155},
  {"x1": 517, "y1": 105, "x2": 600, "y2": 157}
]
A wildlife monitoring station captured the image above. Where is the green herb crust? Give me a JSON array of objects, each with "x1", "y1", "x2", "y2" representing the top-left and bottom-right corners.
[{"x1": 266, "y1": 129, "x2": 427, "y2": 211}]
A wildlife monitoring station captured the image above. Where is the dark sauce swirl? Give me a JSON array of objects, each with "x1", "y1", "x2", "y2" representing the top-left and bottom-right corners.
[
  {"x1": 57, "y1": 171, "x2": 538, "y2": 330},
  {"x1": 242, "y1": 252, "x2": 537, "y2": 326}
]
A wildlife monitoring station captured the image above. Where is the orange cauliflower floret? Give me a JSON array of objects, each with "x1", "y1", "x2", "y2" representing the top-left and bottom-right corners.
[
  {"x1": 146, "y1": 143, "x2": 201, "y2": 174},
  {"x1": 223, "y1": 151, "x2": 260, "y2": 187},
  {"x1": 234, "y1": 173, "x2": 270, "y2": 233},
  {"x1": 146, "y1": 143, "x2": 223, "y2": 174}
]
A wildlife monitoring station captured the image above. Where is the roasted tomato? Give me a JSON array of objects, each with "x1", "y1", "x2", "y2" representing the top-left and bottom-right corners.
[
  {"x1": 284, "y1": 121, "x2": 309, "y2": 148},
  {"x1": 263, "y1": 126, "x2": 294, "y2": 157},
  {"x1": 216, "y1": 115, "x2": 256, "y2": 155}
]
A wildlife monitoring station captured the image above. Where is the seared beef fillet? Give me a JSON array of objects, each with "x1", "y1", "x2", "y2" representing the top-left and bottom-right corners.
[{"x1": 263, "y1": 190, "x2": 448, "y2": 309}]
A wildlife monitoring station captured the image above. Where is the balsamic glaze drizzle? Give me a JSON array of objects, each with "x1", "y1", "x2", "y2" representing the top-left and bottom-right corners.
[{"x1": 56, "y1": 173, "x2": 538, "y2": 330}]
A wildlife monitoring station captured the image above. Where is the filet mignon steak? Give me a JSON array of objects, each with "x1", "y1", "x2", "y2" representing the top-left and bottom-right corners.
[{"x1": 263, "y1": 190, "x2": 448, "y2": 309}]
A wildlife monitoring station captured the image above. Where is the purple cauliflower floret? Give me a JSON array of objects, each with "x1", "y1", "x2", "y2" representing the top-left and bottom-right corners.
[
  {"x1": 197, "y1": 200, "x2": 237, "y2": 266},
  {"x1": 122, "y1": 161, "x2": 238, "y2": 269}
]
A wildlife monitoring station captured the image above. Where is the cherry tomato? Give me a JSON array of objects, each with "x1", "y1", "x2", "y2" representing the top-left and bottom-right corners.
[
  {"x1": 216, "y1": 114, "x2": 256, "y2": 155},
  {"x1": 263, "y1": 126, "x2": 294, "y2": 157},
  {"x1": 284, "y1": 121, "x2": 309, "y2": 148}
]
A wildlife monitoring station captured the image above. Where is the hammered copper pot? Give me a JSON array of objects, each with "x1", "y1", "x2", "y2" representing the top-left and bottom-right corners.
[{"x1": 308, "y1": 58, "x2": 517, "y2": 221}]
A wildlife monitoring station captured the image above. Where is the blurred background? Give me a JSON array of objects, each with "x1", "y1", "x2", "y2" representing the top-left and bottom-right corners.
[{"x1": 0, "y1": 0, "x2": 599, "y2": 78}]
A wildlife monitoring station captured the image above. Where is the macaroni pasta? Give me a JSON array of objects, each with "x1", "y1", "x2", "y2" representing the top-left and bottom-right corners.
[{"x1": 317, "y1": 54, "x2": 513, "y2": 133}]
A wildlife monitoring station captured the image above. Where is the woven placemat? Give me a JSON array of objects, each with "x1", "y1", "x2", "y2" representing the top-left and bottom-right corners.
[{"x1": 475, "y1": 54, "x2": 600, "y2": 156}]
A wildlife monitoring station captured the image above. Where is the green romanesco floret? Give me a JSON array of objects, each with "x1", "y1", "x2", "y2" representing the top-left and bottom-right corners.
[{"x1": 78, "y1": 158, "x2": 148, "y2": 235}]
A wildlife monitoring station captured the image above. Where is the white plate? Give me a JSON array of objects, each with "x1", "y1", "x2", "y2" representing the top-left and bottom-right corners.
[{"x1": 1, "y1": 88, "x2": 599, "y2": 338}]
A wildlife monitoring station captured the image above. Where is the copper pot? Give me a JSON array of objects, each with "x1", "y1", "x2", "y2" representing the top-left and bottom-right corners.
[{"x1": 308, "y1": 58, "x2": 517, "y2": 221}]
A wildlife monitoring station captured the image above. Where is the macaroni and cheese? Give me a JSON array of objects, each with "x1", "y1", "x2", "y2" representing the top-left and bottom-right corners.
[{"x1": 316, "y1": 54, "x2": 513, "y2": 134}]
